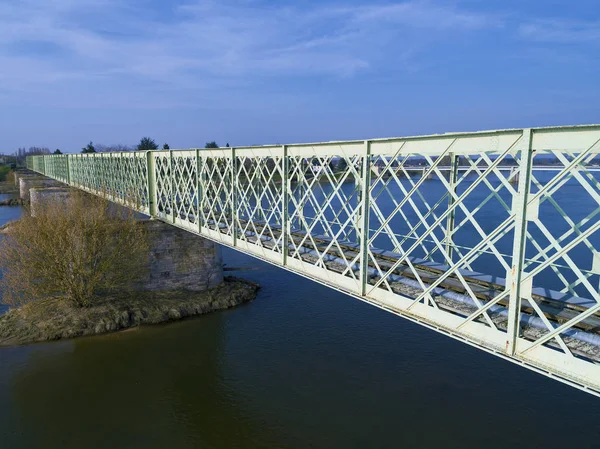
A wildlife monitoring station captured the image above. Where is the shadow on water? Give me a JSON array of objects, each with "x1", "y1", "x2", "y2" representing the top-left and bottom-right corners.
[
  {"x1": 1, "y1": 246, "x2": 600, "y2": 449},
  {"x1": 1, "y1": 192, "x2": 600, "y2": 448},
  {"x1": 2, "y1": 314, "x2": 286, "y2": 449}
]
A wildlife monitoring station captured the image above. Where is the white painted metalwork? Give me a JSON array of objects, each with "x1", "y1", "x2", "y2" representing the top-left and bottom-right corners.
[{"x1": 27, "y1": 125, "x2": 600, "y2": 396}]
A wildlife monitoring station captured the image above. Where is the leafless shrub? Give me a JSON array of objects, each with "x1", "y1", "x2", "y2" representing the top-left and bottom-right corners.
[
  {"x1": 95, "y1": 144, "x2": 135, "y2": 153},
  {"x1": 0, "y1": 192, "x2": 149, "y2": 307}
]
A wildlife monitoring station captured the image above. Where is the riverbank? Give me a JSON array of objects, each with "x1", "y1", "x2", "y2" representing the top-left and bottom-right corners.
[
  {"x1": 0, "y1": 220, "x2": 16, "y2": 233},
  {"x1": 0, "y1": 178, "x2": 20, "y2": 206},
  {"x1": 0, "y1": 276, "x2": 259, "y2": 346},
  {"x1": 0, "y1": 198, "x2": 20, "y2": 206}
]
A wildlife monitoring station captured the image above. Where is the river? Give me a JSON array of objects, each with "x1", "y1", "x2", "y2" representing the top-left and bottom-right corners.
[{"x1": 0, "y1": 186, "x2": 599, "y2": 448}]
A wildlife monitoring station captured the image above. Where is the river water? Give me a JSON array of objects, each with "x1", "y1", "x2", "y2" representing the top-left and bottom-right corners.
[{"x1": 1, "y1": 186, "x2": 599, "y2": 448}]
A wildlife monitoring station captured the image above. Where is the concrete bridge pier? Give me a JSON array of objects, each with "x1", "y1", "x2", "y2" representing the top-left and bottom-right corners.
[
  {"x1": 29, "y1": 187, "x2": 224, "y2": 292},
  {"x1": 20, "y1": 176, "x2": 64, "y2": 202},
  {"x1": 14, "y1": 170, "x2": 38, "y2": 186},
  {"x1": 142, "y1": 220, "x2": 224, "y2": 291},
  {"x1": 13, "y1": 171, "x2": 27, "y2": 186},
  {"x1": 29, "y1": 186, "x2": 72, "y2": 217}
]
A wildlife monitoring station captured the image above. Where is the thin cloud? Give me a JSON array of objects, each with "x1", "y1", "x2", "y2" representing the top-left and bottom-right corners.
[
  {"x1": 342, "y1": 2, "x2": 498, "y2": 29},
  {"x1": 2, "y1": 0, "x2": 596, "y2": 112},
  {"x1": 519, "y1": 19, "x2": 600, "y2": 44},
  {"x1": 0, "y1": 1, "x2": 499, "y2": 90}
]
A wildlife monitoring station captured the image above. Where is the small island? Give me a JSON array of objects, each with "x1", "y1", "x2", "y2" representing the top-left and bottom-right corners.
[
  {"x1": 0, "y1": 175, "x2": 260, "y2": 346},
  {"x1": 0, "y1": 276, "x2": 258, "y2": 346}
]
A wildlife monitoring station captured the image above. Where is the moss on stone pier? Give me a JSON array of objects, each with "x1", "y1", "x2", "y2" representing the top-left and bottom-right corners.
[
  {"x1": 0, "y1": 277, "x2": 259, "y2": 346},
  {"x1": 0, "y1": 198, "x2": 21, "y2": 206}
]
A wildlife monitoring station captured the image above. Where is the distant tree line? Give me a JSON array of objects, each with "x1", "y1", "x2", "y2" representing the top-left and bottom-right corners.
[
  {"x1": 12, "y1": 147, "x2": 51, "y2": 163},
  {"x1": 7, "y1": 137, "x2": 232, "y2": 158},
  {"x1": 80, "y1": 137, "x2": 172, "y2": 154},
  {"x1": 79, "y1": 139, "x2": 230, "y2": 153}
]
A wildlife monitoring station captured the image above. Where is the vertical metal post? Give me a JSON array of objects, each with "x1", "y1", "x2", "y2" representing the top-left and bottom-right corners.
[
  {"x1": 100, "y1": 153, "x2": 105, "y2": 197},
  {"x1": 254, "y1": 160, "x2": 261, "y2": 222},
  {"x1": 108, "y1": 153, "x2": 113, "y2": 200},
  {"x1": 444, "y1": 153, "x2": 459, "y2": 261},
  {"x1": 506, "y1": 128, "x2": 534, "y2": 355},
  {"x1": 298, "y1": 158, "x2": 307, "y2": 233},
  {"x1": 75, "y1": 154, "x2": 79, "y2": 187},
  {"x1": 91, "y1": 153, "x2": 97, "y2": 194},
  {"x1": 146, "y1": 151, "x2": 157, "y2": 217},
  {"x1": 170, "y1": 150, "x2": 175, "y2": 223},
  {"x1": 101, "y1": 153, "x2": 107, "y2": 198},
  {"x1": 94, "y1": 153, "x2": 98, "y2": 193},
  {"x1": 108, "y1": 153, "x2": 113, "y2": 198},
  {"x1": 93, "y1": 153, "x2": 97, "y2": 193},
  {"x1": 66, "y1": 155, "x2": 71, "y2": 185},
  {"x1": 282, "y1": 145, "x2": 289, "y2": 265},
  {"x1": 231, "y1": 147, "x2": 237, "y2": 246},
  {"x1": 359, "y1": 141, "x2": 372, "y2": 296},
  {"x1": 118, "y1": 152, "x2": 123, "y2": 203},
  {"x1": 355, "y1": 165, "x2": 361, "y2": 244},
  {"x1": 196, "y1": 149, "x2": 202, "y2": 233}
]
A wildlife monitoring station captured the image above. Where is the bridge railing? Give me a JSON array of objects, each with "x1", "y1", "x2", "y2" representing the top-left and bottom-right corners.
[{"x1": 26, "y1": 125, "x2": 600, "y2": 395}]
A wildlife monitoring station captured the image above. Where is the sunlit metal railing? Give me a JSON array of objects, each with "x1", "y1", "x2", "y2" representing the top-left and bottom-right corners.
[{"x1": 27, "y1": 125, "x2": 600, "y2": 395}]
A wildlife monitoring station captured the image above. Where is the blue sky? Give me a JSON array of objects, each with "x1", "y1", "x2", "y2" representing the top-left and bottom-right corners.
[{"x1": 0, "y1": 0, "x2": 598, "y2": 152}]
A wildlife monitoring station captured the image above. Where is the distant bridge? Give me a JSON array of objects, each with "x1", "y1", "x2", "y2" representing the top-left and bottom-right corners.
[{"x1": 28, "y1": 125, "x2": 600, "y2": 396}]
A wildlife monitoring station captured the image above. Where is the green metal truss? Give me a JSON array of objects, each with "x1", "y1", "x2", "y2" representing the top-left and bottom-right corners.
[{"x1": 27, "y1": 125, "x2": 600, "y2": 396}]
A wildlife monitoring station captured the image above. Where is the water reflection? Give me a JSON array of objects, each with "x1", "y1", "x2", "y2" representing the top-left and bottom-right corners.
[
  {"x1": 6, "y1": 315, "x2": 286, "y2": 449},
  {"x1": 2, "y1": 190, "x2": 600, "y2": 449}
]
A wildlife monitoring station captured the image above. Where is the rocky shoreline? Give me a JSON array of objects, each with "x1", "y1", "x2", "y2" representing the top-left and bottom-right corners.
[
  {"x1": 0, "y1": 277, "x2": 259, "y2": 346},
  {"x1": 0, "y1": 198, "x2": 20, "y2": 206}
]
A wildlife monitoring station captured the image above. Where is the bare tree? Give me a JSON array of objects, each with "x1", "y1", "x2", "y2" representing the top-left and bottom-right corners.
[
  {"x1": 0, "y1": 192, "x2": 149, "y2": 307},
  {"x1": 14, "y1": 147, "x2": 50, "y2": 163},
  {"x1": 95, "y1": 144, "x2": 135, "y2": 153}
]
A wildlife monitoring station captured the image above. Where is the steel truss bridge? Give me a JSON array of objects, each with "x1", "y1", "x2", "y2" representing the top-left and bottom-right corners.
[{"x1": 27, "y1": 125, "x2": 600, "y2": 396}]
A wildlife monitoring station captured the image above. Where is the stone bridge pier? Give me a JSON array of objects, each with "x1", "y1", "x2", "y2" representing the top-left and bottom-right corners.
[
  {"x1": 20, "y1": 176, "x2": 64, "y2": 202},
  {"x1": 29, "y1": 186, "x2": 224, "y2": 292},
  {"x1": 29, "y1": 187, "x2": 72, "y2": 216},
  {"x1": 13, "y1": 170, "x2": 33, "y2": 186}
]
